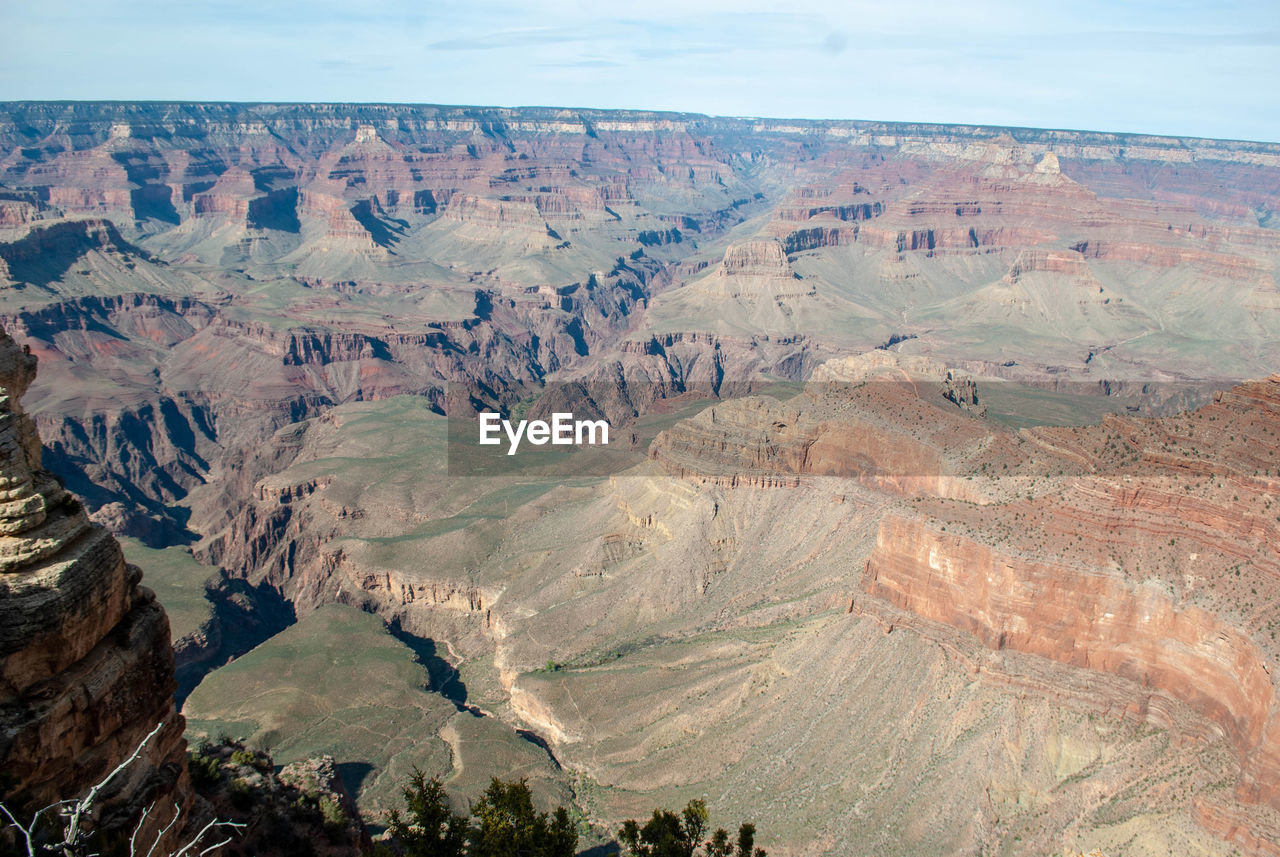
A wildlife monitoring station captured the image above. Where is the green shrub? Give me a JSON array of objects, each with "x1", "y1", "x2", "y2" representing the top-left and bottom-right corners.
[
  {"x1": 229, "y1": 749, "x2": 257, "y2": 768},
  {"x1": 228, "y1": 778, "x2": 255, "y2": 811},
  {"x1": 318, "y1": 795, "x2": 349, "y2": 844},
  {"x1": 188, "y1": 750, "x2": 223, "y2": 789}
]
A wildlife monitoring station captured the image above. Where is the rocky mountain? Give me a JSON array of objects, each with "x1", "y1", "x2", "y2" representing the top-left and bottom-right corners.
[
  {"x1": 2, "y1": 102, "x2": 1280, "y2": 855},
  {"x1": 2, "y1": 103, "x2": 1278, "y2": 538},
  {"x1": 0, "y1": 325, "x2": 192, "y2": 852},
  {"x1": 190, "y1": 350, "x2": 1280, "y2": 855}
]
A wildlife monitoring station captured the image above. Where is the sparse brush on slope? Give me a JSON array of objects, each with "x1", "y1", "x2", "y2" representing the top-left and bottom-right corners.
[
  {"x1": 379, "y1": 771, "x2": 766, "y2": 857},
  {"x1": 618, "y1": 800, "x2": 765, "y2": 857},
  {"x1": 379, "y1": 772, "x2": 574, "y2": 857},
  {"x1": 184, "y1": 737, "x2": 367, "y2": 856}
]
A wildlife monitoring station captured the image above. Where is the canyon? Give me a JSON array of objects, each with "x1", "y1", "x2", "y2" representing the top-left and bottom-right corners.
[{"x1": 2, "y1": 102, "x2": 1280, "y2": 855}]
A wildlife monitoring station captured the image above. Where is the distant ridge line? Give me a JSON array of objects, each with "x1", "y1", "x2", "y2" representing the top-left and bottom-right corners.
[{"x1": 1, "y1": 100, "x2": 1278, "y2": 149}]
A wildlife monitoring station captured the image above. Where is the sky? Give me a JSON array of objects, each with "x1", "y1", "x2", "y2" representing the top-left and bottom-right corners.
[{"x1": 1, "y1": 0, "x2": 1278, "y2": 142}]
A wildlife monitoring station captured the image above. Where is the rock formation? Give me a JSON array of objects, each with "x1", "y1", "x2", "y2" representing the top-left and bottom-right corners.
[
  {"x1": 865, "y1": 513, "x2": 1280, "y2": 807},
  {"x1": 0, "y1": 325, "x2": 191, "y2": 851},
  {"x1": 624, "y1": 361, "x2": 1280, "y2": 851},
  {"x1": 2, "y1": 101, "x2": 1279, "y2": 543},
  {"x1": 165, "y1": 349, "x2": 1280, "y2": 854},
  {"x1": 3, "y1": 101, "x2": 1280, "y2": 855},
  {"x1": 686, "y1": 239, "x2": 815, "y2": 302}
]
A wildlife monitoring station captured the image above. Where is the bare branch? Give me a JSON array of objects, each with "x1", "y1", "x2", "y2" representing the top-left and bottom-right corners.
[
  {"x1": 169, "y1": 816, "x2": 245, "y2": 857},
  {"x1": 0, "y1": 722, "x2": 240, "y2": 857},
  {"x1": 142, "y1": 802, "x2": 183, "y2": 857},
  {"x1": 194, "y1": 835, "x2": 236, "y2": 857},
  {"x1": 83, "y1": 722, "x2": 166, "y2": 812},
  {"x1": 51, "y1": 722, "x2": 167, "y2": 857},
  {"x1": 0, "y1": 800, "x2": 36, "y2": 856},
  {"x1": 128, "y1": 803, "x2": 153, "y2": 856}
]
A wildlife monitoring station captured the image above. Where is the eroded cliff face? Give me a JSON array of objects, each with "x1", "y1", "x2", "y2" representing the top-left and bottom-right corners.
[
  {"x1": 848, "y1": 375, "x2": 1280, "y2": 851},
  {"x1": 650, "y1": 353, "x2": 992, "y2": 500},
  {"x1": 652, "y1": 362, "x2": 1280, "y2": 829},
  {"x1": 635, "y1": 363, "x2": 1280, "y2": 852},
  {"x1": 164, "y1": 350, "x2": 1280, "y2": 855},
  {"x1": 0, "y1": 326, "x2": 192, "y2": 850},
  {"x1": 865, "y1": 515, "x2": 1280, "y2": 805},
  {"x1": 7, "y1": 102, "x2": 1280, "y2": 855}
]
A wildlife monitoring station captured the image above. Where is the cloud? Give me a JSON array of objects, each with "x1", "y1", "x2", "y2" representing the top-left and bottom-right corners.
[
  {"x1": 536, "y1": 59, "x2": 625, "y2": 69},
  {"x1": 821, "y1": 32, "x2": 848, "y2": 55},
  {"x1": 1, "y1": 0, "x2": 1278, "y2": 141},
  {"x1": 429, "y1": 27, "x2": 591, "y2": 51}
]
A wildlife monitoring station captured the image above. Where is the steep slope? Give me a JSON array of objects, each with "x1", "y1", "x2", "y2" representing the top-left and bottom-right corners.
[
  {"x1": 0, "y1": 325, "x2": 193, "y2": 851},
  {"x1": 186, "y1": 354, "x2": 1280, "y2": 855},
  {"x1": 182, "y1": 603, "x2": 571, "y2": 819},
  {"x1": 2, "y1": 103, "x2": 1280, "y2": 547},
  {"x1": 5, "y1": 103, "x2": 1280, "y2": 856}
]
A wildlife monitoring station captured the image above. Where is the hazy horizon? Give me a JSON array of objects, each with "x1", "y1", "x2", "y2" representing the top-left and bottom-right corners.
[{"x1": 2, "y1": 0, "x2": 1278, "y2": 143}]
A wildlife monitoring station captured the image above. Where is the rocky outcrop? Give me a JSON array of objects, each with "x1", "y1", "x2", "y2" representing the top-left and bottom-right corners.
[
  {"x1": 0, "y1": 326, "x2": 192, "y2": 850},
  {"x1": 191, "y1": 167, "x2": 258, "y2": 223},
  {"x1": 0, "y1": 218, "x2": 147, "y2": 284},
  {"x1": 781, "y1": 226, "x2": 847, "y2": 254},
  {"x1": 445, "y1": 193, "x2": 553, "y2": 234},
  {"x1": 356, "y1": 565, "x2": 497, "y2": 618},
  {"x1": 297, "y1": 184, "x2": 381, "y2": 245},
  {"x1": 649, "y1": 364, "x2": 989, "y2": 501},
  {"x1": 720, "y1": 240, "x2": 789, "y2": 276},
  {"x1": 941, "y1": 370, "x2": 985, "y2": 416},
  {"x1": 689, "y1": 240, "x2": 817, "y2": 302},
  {"x1": 1069, "y1": 239, "x2": 1269, "y2": 280},
  {"x1": 0, "y1": 197, "x2": 43, "y2": 229},
  {"x1": 864, "y1": 514, "x2": 1280, "y2": 809},
  {"x1": 855, "y1": 223, "x2": 1058, "y2": 252},
  {"x1": 775, "y1": 201, "x2": 882, "y2": 223}
]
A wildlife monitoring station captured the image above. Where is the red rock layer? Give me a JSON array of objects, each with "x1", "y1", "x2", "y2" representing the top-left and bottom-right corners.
[
  {"x1": 648, "y1": 364, "x2": 1280, "y2": 851},
  {"x1": 0, "y1": 325, "x2": 192, "y2": 850},
  {"x1": 864, "y1": 515, "x2": 1280, "y2": 807}
]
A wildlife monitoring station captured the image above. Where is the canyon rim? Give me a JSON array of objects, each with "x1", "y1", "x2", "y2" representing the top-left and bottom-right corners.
[{"x1": 1, "y1": 31, "x2": 1279, "y2": 854}]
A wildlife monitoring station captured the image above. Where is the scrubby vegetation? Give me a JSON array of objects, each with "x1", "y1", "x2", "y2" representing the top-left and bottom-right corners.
[
  {"x1": 185, "y1": 738, "x2": 363, "y2": 857},
  {"x1": 380, "y1": 771, "x2": 766, "y2": 857},
  {"x1": 380, "y1": 772, "x2": 574, "y2": 857},
  {"x1": 617, "y1": 800, "x2": 765, "y2": 857}
]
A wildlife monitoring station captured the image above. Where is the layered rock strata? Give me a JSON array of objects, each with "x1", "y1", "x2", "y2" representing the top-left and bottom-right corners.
[
  {"x1": 865, "y1": 515, "x2": 1280, "y2": 808},
  {"x1": 644, "y1": 359, "x2": 1280, "y2": 851},
  {"x1": 0, "y1": 325, "x2": 191, "y2": 850}
]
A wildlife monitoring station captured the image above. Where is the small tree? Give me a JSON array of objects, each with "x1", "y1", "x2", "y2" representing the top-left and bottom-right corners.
[
  {"x1": 619, "y1": 809, "x2": 685, "y2": 857},
  {"x1": 735, "y1": 823, "x2": 765, "y2": 857},
  {"x1": 680, "y1": 801, "x2": 708, "y2": 851},
  {"x1": 618, "y1": 802, "x2": 764, "y2": 857},
  {"x1": 385, "y1": 770, "x2": 467, "y2": 857},
  {"x1": 705, "y1": 828, "x2": 732, "y2": 857},
  {"x1": 468, "y1": 778, "x2": 575, "y2": 857}
]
